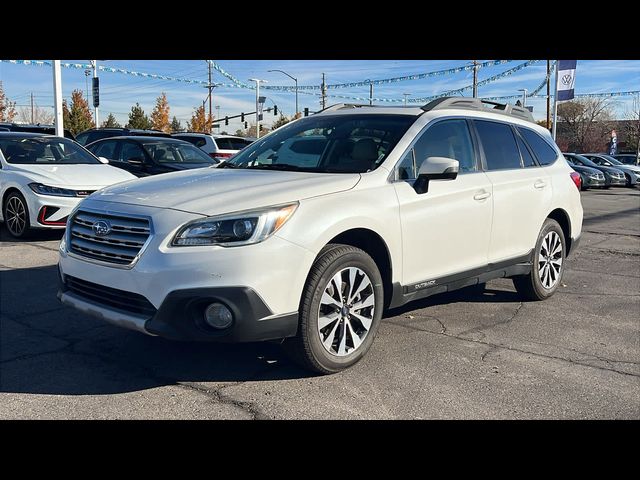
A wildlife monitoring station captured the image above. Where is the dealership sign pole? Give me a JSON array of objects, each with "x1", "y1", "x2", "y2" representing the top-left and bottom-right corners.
[
  {"x1": 552, "y1": 60, "x2": 577, "y2": 141},
  {"x1": 52, "y1": 60, "x2": 64, "y2": 137}
]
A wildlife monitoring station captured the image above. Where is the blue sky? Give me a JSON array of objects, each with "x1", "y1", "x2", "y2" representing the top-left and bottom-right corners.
[{"x1": 1, "y1": 60, "x2": 639, "y2": 132}]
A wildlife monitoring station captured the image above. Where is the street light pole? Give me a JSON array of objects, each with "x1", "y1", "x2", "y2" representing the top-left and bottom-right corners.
[
  {"x1": 52, "y1": 60, "x2": 64, "y2": 137},
  {"x1": 518, "y1": 88, "x2": 528, "y2": 107},
  {"x1": 268, "y1": 69, "x2": 298, "y2": 116},
  {"x1": 403, "y1": 93, "x2": 411, "y2": 107},
  {"x1": 249, "y1": 78, "x2": 267, "y2": 139}
]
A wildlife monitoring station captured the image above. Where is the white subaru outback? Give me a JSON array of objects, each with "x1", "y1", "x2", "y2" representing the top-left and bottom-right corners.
[{"x1": 57, "y1": 97, "x2": 583, "y2": 374}]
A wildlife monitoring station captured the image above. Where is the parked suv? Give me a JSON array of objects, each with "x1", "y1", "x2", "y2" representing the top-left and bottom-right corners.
[
  {"x1": 0, "y1": 122, "x2": 75, "y2": 140},
  {"x1": 58, "y1": 97, "x2": 583, "y2": 374},
  {"x1": 75, "y1": 127, "x2": 171, "y2": 146},
  {"x1": 172, "y1": 133, "x2": 253, "y2": 162}
]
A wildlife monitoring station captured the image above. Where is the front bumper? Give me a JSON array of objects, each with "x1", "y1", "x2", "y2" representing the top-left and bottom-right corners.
[
  {"x1": 26, "y1": 193, "x2": 82, "y2": 228},
  {"x1": 607, "y1": 176, "x2": 627, "y2": 186},
  {"x1": 58, "y1": 271, "x2": 299, "y2": 342},
  {"x1": 583, "y1": 176, "x2": 605, "y2": 188}
]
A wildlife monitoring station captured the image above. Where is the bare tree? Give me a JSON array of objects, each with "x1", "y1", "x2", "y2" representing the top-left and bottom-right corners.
[
  {"x1": 623, "y1": 95, "x2": 640, "y2": 156},
  {"x1": 557, "y1": 97, "x2": 615, "y2": 152},
  {"x1": 17, "y1": 105, "x2": 54, "y2": 125}
]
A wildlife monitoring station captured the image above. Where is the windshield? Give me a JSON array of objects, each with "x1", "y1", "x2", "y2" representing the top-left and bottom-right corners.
[
  {"x1": 0, "y1": 137, "x2": 100, "y2": 164},
  {"x1": 572, "y1": 154, "x2": 600, "y2": 168},
  {"x1": 226, "y1": 114, "x2": 415, "y2": 173},
  {"x1": 600, "y1": 155, "x2": 623, "y2": 165},
  {"x1": 142, "y1": 142, "x2": 216, "y2": 164}
]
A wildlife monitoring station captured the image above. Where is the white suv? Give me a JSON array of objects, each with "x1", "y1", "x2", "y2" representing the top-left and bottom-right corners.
[
  {"x1": 57, "y1": 97, "x2": 583, "y2": 374},
  {"x1": 171, "y1": 133, "x2": 253, "y2": 162}
]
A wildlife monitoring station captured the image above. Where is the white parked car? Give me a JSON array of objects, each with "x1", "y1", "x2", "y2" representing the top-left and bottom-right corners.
[
  {"x1": 0, "y1": 133, "x2": 136, "y2": 238},
  {"x1": 58, "y1": 98, "x2": 583, "y2": 374},
  {"x1": 171, "y1": 133, "x2": 253, "y2": 162}
]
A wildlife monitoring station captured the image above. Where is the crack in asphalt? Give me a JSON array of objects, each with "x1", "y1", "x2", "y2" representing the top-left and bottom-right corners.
[
  {"x1": 176, "y1": 381, "x2": 270, "y2": 420},
  {"x1": 456, "y1": 302, "x2": 524, "y2": 339},
  {"x1": 558, "y1": 292, "x2": 640, "y2": 297},
  {"x1": 582, "y1": 229, "x2": 640, "y2": 238},
  {"x1": 385, "y1": 318, "x2": 640, "y2": 378}
]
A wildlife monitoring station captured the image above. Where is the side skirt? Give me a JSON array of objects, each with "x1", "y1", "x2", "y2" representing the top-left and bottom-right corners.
[{"x1": 389, "y1": 251, "x2": 532, "y2": 309}]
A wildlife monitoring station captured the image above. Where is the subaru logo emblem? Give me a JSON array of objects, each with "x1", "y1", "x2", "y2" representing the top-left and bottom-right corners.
[{"x1": 93, "y1": 220, "x2": 111, "y2": 236}]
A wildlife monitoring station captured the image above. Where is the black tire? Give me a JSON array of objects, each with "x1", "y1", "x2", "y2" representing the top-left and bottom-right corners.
[
  {"x1": 283, "y1": 243, "x2": 384, "y2": 374},
  {"x1": 2, "y1": 191, "x2": 31, "y2": 238},
  {"x1": 513, "y1": 218, "x2": 566, "y2": 301}
]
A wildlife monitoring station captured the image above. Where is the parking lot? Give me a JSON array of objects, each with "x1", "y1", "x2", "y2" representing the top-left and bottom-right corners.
[{"x1": 0, "y1": 188, "x2": 638, "y2": 419}]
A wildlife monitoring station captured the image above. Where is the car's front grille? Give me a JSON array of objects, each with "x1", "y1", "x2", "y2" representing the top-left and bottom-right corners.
[
  {"x1": 69, "y1": 210, "x2": 151, "y2": 266},
  {"x1": 65, "y1": 275, "x2": 157, "y2": 317}
]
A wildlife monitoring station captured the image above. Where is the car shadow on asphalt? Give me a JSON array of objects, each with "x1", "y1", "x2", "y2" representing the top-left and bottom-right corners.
[{"x1": 0, "y1": 225, "x2": 65, "y2": 243}]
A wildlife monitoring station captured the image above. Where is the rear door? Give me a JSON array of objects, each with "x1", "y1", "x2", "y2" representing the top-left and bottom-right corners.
[{"x1": 474, "y1": 120, "x2": 552, "y2": 263}]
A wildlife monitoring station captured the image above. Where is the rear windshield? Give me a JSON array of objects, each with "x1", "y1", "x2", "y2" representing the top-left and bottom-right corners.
[{"x1": 215, "y1": 138, "x2": 253, "y2": 150}]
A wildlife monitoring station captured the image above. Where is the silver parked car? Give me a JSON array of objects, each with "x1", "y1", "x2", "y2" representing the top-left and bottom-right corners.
[{"x1": 171, "y1": 133, "x2": 254, "y2": 162}]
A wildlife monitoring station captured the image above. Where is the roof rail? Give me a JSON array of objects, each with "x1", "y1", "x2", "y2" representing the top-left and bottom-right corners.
[
  {"x1": 421, "y1": 97, "x2": 535, "y2": 123},
  {"x1": 317, "y1": 103, "x2": 374, "y2": 114}
]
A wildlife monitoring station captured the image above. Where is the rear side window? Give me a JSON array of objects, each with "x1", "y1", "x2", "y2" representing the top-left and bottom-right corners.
[
  {"x1": 518, "y1": 127, "x2": 557, "y2": 166},
  {"x1": 475, "y1": 120, "x2": 521, "y2": 170},
  {"x1": 215, "y1": 138, "x2": 252, "y2": 150},
  {"x1": 515, "y1": 132, "x2": 537, "y2": 168},
  {"x1": 175, "y1": 136, "x2": 207, "y2": 148}
]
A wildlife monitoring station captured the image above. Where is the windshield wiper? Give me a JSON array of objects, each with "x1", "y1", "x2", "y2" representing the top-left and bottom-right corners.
[
  {"x1": 217, "y1": 161, "x2": 238, "y2": 168},
  {"x1": 246, "y1": 163, "x2": 308, "y2": 171}
]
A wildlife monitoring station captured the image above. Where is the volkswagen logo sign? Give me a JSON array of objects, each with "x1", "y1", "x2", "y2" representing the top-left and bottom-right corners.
[
  {"x1": 93, "y1": 220, "x2": 111, "y2": 237},
  {"x1": 561, "y1": 74, "x2": 573, "y2": 86}
]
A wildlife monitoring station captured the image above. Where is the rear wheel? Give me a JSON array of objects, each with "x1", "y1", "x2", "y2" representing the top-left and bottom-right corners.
[
  {"x1": 513, "y1": 218, "x2": 565, "y2": 301},
  {"x1": 3, "y1": 191, "x2": 31, "y2": 238},
  {"x1": 284, "y1": 244, "x2": 384, "y2": 374}
]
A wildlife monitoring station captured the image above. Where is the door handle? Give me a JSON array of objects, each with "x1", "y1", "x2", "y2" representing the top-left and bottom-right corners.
[
  {"x1": 473, "y1": 191, "x2": 491, "y2": 201},
  {"x1": 534, "y1": 180, "x2": 547, "y2": 189}
]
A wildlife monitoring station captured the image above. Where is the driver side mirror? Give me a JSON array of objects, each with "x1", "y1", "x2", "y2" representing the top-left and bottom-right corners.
[
  {"x1": 98, "y1": 156, "x2": 109, "y2": 164},
  {"x1": 413, "y1": 156, "x2": 459, "y2": 194},
  {"x1": 127, "y1": 157, "x2": 144, "y2": 166}
]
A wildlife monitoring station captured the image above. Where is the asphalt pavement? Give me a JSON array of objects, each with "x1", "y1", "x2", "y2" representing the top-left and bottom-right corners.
[{"x1": 1, "y1": 188, "x2": 638, "y2": 419}]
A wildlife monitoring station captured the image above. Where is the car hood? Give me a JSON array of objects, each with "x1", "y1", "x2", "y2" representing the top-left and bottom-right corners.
[
  {"x1": 7, "y1": 163, "x2": 136, "y2": 188},
  {"x1": 91, "y1": 168, "x2": 362, "y2": 216},
  {"x1": 615, "y1": 164, "x2": 640, "y2": 173},
  {"x1": 162, "y1": 162, "x2": 214, "y2": 171}
]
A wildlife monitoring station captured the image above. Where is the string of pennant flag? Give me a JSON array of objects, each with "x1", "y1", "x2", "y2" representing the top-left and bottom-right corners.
[{"x1": 2, "y1": 59, "x2": 638, "y2": 105}]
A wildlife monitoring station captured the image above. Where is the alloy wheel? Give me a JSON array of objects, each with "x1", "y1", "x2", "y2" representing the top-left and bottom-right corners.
[
  {"x1": 5, "y1": 196, "x2": 27, "y2": 236},
  {"x1": 538, "y1": 231, "x2": 563, "y2": 289},
  {"x1": 317, "y1": 267, "x2": 375, "y2": 357}
]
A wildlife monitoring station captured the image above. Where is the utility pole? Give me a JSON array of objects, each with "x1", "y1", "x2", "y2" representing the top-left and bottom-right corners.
[
  {"x1": 369, "y1": 83, "x2": 373, "y2": 106},
  {"x1": 207, "y1": 60, "x2": 214, "y2": 134},
  {"x1": 249, "y1": 78, "x2": 267, "y2": 139},
  {"x1": 403, "y1": 93, "x2": 411, "y2": 107},
  {"x1": 30, "y1": 93, "x2": 34, "y2": 124},
  {"x1": 321, "y1": 73, "x2": 327, "y2": 109},
  {"x1": 546, "y1": 60, "x2": 551, "y2": 131},
  {"x1": 52, "y1": 61, "x2": 64, "y2": 137},
  {"x1": 472, "y1": 60, "x2": 479, "y2": 98},
  {"x1": 91, "y1": 60, "x2": 99, "y2": 127}
]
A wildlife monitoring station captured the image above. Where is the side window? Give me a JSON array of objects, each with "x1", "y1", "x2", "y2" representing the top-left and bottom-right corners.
[
  {"x1": 396, "y1": 148, "x2": 416, "y2": 180},
  {"x1": 92, "y1": 140, "x2": 119, "y2": 159},
  {"x1": 475, "y1": 120, "x2": 522, "y2": 170},
  {"x1": 413, "y1": 119, "x2": 477, "y2": 173},
  {"x1": 75, "y1": 132, "x2": 89, "y2": 145},
  {"x1": 119, "y1": 143, "x2": 146, "y2": 162},
  {"x1": 515, "y1": 131, "x2": 537, "y2": 167},
  {"x1": 517, "y1": 127, "x2": 558, "y2": 166}
]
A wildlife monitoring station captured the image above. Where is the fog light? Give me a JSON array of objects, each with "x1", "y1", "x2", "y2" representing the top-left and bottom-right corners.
[{"x1": 203, "y1": 303, "x2": 233, "y2": 329}]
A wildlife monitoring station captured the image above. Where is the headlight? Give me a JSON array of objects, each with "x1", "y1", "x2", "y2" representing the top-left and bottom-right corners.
[
  {"x1": 172, "y1": 203, "x2": 298, "y2": 247},
  {"x1": 29, "y1": 183, "x2": 78, "y2": 197}
]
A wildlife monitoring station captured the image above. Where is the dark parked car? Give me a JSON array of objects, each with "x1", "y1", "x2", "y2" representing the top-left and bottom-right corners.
[
  {"x1": 75, "y1": 127, "x2": 171, "y2": 146},
  {"x1": 612, "y1": 153, "x2": 639, "y2": 166},
  {"x1": 0, "y1": 122, "x2": 75, "y2": 140},
  {"x1": 582, "y1": 153, "x2": 640, "y2": 187},
  {"x1": 563, "y1": 153, "x2": 626, "y2": 188},
  {"x1": 85, "y1": 136, "x2": 217, "y2": 177},
  {"x1": 563, "y1": 156, "x2": 605, "y2": 190}
]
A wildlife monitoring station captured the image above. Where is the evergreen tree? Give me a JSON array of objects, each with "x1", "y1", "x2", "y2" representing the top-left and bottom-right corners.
[
  {"x1": 64, "y1": 90, "x2": 94, "y2": 135},
  {"x1": 127, "y1": 103, "x2": 153, "y2": 129},
  {"x1": 170, "y1": 116, "x2": 183, "y2": 133},
  {"x1": 0, "y1": 81, "x2": 17, "y2": 122},
  {"x1": 101, "y1": 113, "x2": 121, "y2": 128},
  {"x1": 187, "y1": 105, "x2": 212, "y2": 133},
  {"x1": 150, "y1": 93, "x2": 171, "y2": 132}
]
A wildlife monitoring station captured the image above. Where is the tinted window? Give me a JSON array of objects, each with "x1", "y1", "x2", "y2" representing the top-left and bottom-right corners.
[
  {"x1": 75, "y1": 132, "x2": 89, "y2": 145},
  {"x1": 515, "y1": 132, "x2": 537, "y2": 167},
  {"x1": 228, "y1": 114, "x2": 414, "y2": 173},
  {"x1": 0, "y1": 137, "x2": 100, "y2": 164},
  {"x1": 475, "y1": 120, "x2": 521, "y2": 170},
  {"x1": 215, "y1": 138, "x2": 252, "y2": 150},
  {"x1": 91, "y1": 140, "x2": 119, "y2": 159},
  {"x1": 396, "y1": 148, "x2": 416, "y2": 180},
  {"x1": 518, "y1": 127, "x2": 557, "y2": 166},
  {"x1": 175, "y1": 136, "x2": 207, "y2": 148},
  {"x1": 142, "y1": 142, "x2": 215, "y2": 164},
  {"x1": 413, "y1": 119, "x2": 477, "y2": 173},
  {"x1": 120, "y1": 142, "x2": 146, "y2": 162}
]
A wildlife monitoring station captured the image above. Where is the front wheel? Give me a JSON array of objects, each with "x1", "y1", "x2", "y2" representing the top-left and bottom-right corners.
[
  {"x1": 3, "y1": 191, "x2": 31, "y2": 238},
  {"x1": 283, "y1": 244, "x2": 384, "y2": 374},
  {"x1": 512, "y1": 218, "x2": 566, "y2": 301}
]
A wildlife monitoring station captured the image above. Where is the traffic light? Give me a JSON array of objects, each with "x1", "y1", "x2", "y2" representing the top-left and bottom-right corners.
[
  {"x1": 244, "y1": 121, "x2": 248, "y2": 129},
  {"x1": 259, "y1": 125, "x2": 263, "y2": 131},
  {"x1": 304, "y1": 107, "x2": 309, "y2": 117},
  {"x1": 241, "y1": 113, "x2": 244, "y2": 122},
  {"x1": 274, "y1": 105, "x2": 278, "y2": 116},
  {"x1": 225, "y1": 116, "x2": 229, "y2": 126}
]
